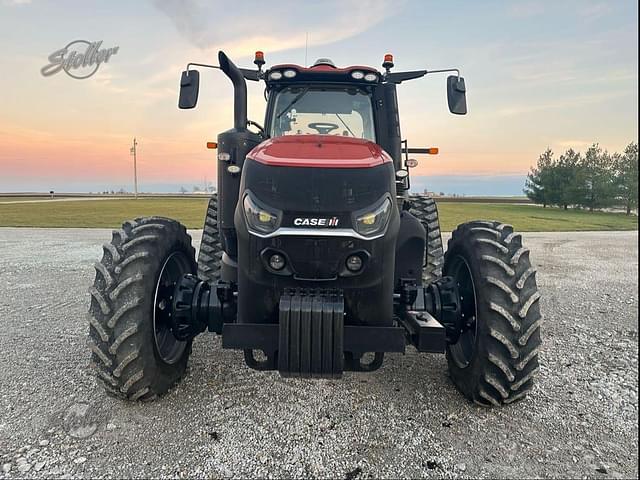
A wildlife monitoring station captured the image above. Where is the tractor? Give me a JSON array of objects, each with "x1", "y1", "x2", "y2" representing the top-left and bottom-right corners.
[{"x1": 88, "y1": 51, "x2": 542, "y2": 406}]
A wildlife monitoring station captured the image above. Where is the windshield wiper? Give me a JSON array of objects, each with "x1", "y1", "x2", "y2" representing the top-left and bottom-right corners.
[
  {"x1": 276, "y1": 87, "x2": 310, "y2": 119},
  {"x1": 335, "y1": 113, "x2": 356, "y2": 137}
]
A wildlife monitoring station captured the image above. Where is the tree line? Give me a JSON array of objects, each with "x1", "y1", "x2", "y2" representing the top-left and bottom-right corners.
[{"x1": 525, "y1": 142, "x2": 638, "y2": 215}]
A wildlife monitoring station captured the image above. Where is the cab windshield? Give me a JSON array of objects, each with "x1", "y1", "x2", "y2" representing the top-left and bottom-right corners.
[{"x1": 270, "y1": 87, "x2": 375, "y2": 141}]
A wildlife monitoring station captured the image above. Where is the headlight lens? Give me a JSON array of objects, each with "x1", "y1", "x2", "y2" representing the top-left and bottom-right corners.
[
  {"x1": 243, "y1": 194, "x2": 281, "y2": 234},
  {"x1": 355, "y1": 198, "x2": 392, "y2": 237}
]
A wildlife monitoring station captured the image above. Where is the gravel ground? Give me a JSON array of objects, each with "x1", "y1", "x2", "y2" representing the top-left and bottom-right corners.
[{"x1": 0, "y1": 228, "x2": 637, "y2": 479}]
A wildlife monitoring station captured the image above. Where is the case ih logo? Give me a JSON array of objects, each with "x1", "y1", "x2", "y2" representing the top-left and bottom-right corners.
[
  {"x1": 293, "y1": 217, "x2": 340, "y2": 227},
  {"x1": 41, "y1": 40, "x2": 119, "y2": 79}
]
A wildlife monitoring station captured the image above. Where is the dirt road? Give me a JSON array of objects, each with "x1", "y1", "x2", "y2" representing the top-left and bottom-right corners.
[{"x1": 0, "y1": 229, "x2": 637, "y2": 478}]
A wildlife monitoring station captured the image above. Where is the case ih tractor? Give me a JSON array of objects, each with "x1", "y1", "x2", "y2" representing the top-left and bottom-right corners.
[{"x1": 88, "y1": 51, "x2": 542, "y2": 406}]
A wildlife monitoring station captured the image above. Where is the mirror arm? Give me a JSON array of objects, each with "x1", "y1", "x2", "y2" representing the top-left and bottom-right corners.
[
  {"x1": 186, "y1": 62, "x2": 220, "y2": 73},
  {"x1": 185, "y1": 63, "x2": 262, "y2": 82},
  {"x1": 383, "y1": 68, "x2": 461, "y2": 84},
  {"x1": 426, "y1": 68, "x2": 460, "y2": 79}
]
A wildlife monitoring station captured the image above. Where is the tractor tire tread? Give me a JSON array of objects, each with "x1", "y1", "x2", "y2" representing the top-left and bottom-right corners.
[
  {"x1": 408, "y1": 194, "x2": 444, "y2": 284},
  {"x1": 445, "y1": 220, "x2": 542, "y2": 406},
  {"x1": 88, "y1": 216, "x2": 195, "y2": 401},
  {"x1": 197, "y1": 194, "x2": 223, "y2": 282}
]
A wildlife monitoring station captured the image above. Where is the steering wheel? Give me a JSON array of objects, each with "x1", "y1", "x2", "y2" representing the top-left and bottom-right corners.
[{"x1": 308, "y1": 122, "x2": 340, "y2": 134}]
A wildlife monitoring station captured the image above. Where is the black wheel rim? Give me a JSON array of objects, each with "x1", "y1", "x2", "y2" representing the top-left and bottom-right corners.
[
  {"x1": 153, "y1": 251, "x2": 190, "y2": 364},
  {"x1": 447, "y1": 254, "x2": 478, "y2": 368}
]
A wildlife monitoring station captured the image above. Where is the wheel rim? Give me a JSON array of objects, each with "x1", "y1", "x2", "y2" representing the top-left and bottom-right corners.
[
  {"x1": 447, "y1": 254, "x2": 478, "y2": 368},
  {"x1": 153, "y1": 251, "x2": 190, "y2": 364}
]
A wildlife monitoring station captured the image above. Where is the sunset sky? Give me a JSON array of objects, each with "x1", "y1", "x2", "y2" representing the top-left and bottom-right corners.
[{"x1": 0, "y1": 0, "x2": 637, "y2": 194}]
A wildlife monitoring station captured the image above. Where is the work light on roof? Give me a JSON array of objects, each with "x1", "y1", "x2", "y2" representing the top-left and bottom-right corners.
[
  {"x1": 269, "y1": 71, "x2": 283, "y2": 80},
  {"x1": 351, "y1": 70, "x2": 364, "y2": 80},
  {"x1": 364, "y1": 73, "x2": 378, "y2": 82},
  {"x1": 283, "y1": 69, "x2": 297, "y2": 78}
]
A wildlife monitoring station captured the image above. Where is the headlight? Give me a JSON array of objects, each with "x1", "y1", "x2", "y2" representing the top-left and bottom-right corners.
[
  {"x1": 243, "y1": 194, "x2": 281, "y2": 234},
  {"x1": 355, "y1": 198, "x2": 392, "y2": 237}
]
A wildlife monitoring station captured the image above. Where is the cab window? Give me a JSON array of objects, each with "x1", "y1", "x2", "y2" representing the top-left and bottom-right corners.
[{"x1": 270, "y1": 87, "x2": 375, "y2": 141}]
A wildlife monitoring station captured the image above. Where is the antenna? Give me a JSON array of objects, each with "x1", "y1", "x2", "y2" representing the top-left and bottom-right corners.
[{"x1": 305, "y1": 32, "x2": 309, "y2": 66}]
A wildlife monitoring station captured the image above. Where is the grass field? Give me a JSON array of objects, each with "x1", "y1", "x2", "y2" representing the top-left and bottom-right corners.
[
  {"x1": 0, "y1": 198, "x2": 636, "y2": 231},
  {"x1": 0, "y1": 196, "x2": 64, "y2": 202}
]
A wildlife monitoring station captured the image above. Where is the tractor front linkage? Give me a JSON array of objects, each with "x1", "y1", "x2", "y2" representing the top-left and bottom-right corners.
[{"x1": 164, "y1": 273, "x2": 465, "y2": 379}]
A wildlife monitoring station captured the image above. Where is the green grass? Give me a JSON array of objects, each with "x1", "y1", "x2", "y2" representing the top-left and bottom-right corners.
[
  {"x1": 437, "y1": 203, "x2": 637, "y2": 231},
  {"x1": 0, "y1": 196, "x2": 65, "y2": 202},
  {"x1": 0, "y1": 199, "x2": 209, "y2": 228},
  {"x1": 0, "y1": 198, "x2": 636, "y2": 231}
]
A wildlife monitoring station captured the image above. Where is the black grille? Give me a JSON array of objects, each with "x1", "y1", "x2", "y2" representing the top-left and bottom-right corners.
[
  {"x1": 279, "y1": 236, "x2": 356, "y2": 279},
  {"x1": 243, "y1": 161, "x2": 395, "y2": 214}
]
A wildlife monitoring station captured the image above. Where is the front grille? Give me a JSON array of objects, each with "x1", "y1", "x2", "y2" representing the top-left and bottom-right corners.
[
  {"x1": 279, "y1": 236, "x2": 357, "y2": 279},
  {"x1": 244, "y1": 161, "x2": 394, "y2": 214}
]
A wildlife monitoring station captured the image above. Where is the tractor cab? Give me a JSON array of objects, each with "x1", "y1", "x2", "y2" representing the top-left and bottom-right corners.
[
  {"x1": 264, "y1": 59, "x2": 380, "y2": 141},
  {"x1": 178, "y1": 51, "x2": 468, "y2": 188}
]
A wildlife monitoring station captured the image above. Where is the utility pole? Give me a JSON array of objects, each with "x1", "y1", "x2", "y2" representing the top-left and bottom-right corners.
[{"x1": 130, "y1": 137, "x2": 138, "y2": 198}]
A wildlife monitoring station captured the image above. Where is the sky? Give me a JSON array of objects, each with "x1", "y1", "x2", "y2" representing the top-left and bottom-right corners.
[{"x1": 0, "y1": 0, "x2": 637, "y2": 195}]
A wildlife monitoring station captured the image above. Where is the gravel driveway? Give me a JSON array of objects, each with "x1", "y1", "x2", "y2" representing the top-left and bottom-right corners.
[{"x1": 0, "y1": 228, "x2": 637, "y2": 479}]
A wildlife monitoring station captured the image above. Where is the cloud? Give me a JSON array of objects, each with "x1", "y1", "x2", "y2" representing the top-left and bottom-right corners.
[
  {"x1": 152, "y1": 0, "x2": 396, "y2": 55},
  {"x1": 508, "y1": 2, "x2": 545, "y2": 18},
  {"x1": 2, "y1": 0, "x2": 31, "y2": 5},
  {"x1": 578, "y1": 2, "x2": 612, "y2": 20},
  {"x1": 494, "y1": 91, "x2": 630, "y2": 117}
]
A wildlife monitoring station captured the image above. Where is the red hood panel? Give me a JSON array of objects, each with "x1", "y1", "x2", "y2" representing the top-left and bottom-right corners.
[{"x1": 247, "y1": 135, "x2": 392, "y2": 168}]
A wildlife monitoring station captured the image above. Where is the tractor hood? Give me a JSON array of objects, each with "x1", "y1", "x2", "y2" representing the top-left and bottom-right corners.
[{"x1": 247, "y1": 135, "x2": 392, "y2": 168}]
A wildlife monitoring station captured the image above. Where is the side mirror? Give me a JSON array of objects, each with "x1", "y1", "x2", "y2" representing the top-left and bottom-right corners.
[
  {"x1": 447, "y1": 75, "x2": 467, "y2": 115},
  {"x1": 178, "y1": 70, "x2": 200, "y2": 109}
]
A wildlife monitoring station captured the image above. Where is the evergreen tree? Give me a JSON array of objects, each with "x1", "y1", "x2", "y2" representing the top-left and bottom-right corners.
[
  {"x1": 525, "y1": 142, "x2": 636, "y2": 212},
  {"x1": 615, "y1": 142, "x2": 639, "y2": 215},
  {"x1": 556, "y1": 149, "x2": 582, "y2": 210},
  {"x1": 524, "y1": 148, "x2": 554, "y2": 207},
  {"x1": 579, "y1": 144, "x2": 617, "y2": 211}
]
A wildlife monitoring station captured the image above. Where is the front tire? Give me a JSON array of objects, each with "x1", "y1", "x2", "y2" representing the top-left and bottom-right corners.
[
  {"x1": 444, "y1": 220, "x2": 542, "y2": 406},
  {"x1": 88, "y1": 217, "x2": 196, "y2": 401},
  {"x1": 197, "y1": 194, "x2": 223, "y2": 282},
  {"x1": 409, "y1": 194, "x2": 444, "y2": 284}
]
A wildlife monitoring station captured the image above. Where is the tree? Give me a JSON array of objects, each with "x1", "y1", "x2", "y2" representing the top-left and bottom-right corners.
[
  {"x1": 615, "y1": 142, "x2": 638, "y2": 215},
  {"x1": 525, "y1": 148, "x2": 554, "y2": 207},
  {"x1": 556, "y1": 149, "x2": 582, "y2": 210},
  {"x1": 579, "y1": 144, "x2": 617, "y2": 211}
]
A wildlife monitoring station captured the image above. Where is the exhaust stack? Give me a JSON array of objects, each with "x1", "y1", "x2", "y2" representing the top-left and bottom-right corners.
[{"x1": 218, "y1": 51, "x2": 247, "y2": 131}]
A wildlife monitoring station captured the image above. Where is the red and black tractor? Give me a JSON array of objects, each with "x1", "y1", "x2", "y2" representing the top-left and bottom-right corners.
[{"x1": 88, "y1": 51, "x2": 542, "y2": 406}]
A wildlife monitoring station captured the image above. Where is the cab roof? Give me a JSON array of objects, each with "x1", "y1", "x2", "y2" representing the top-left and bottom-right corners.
[{"x1": 266, "y1": 60, "x2": 381, "y2": 87}]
